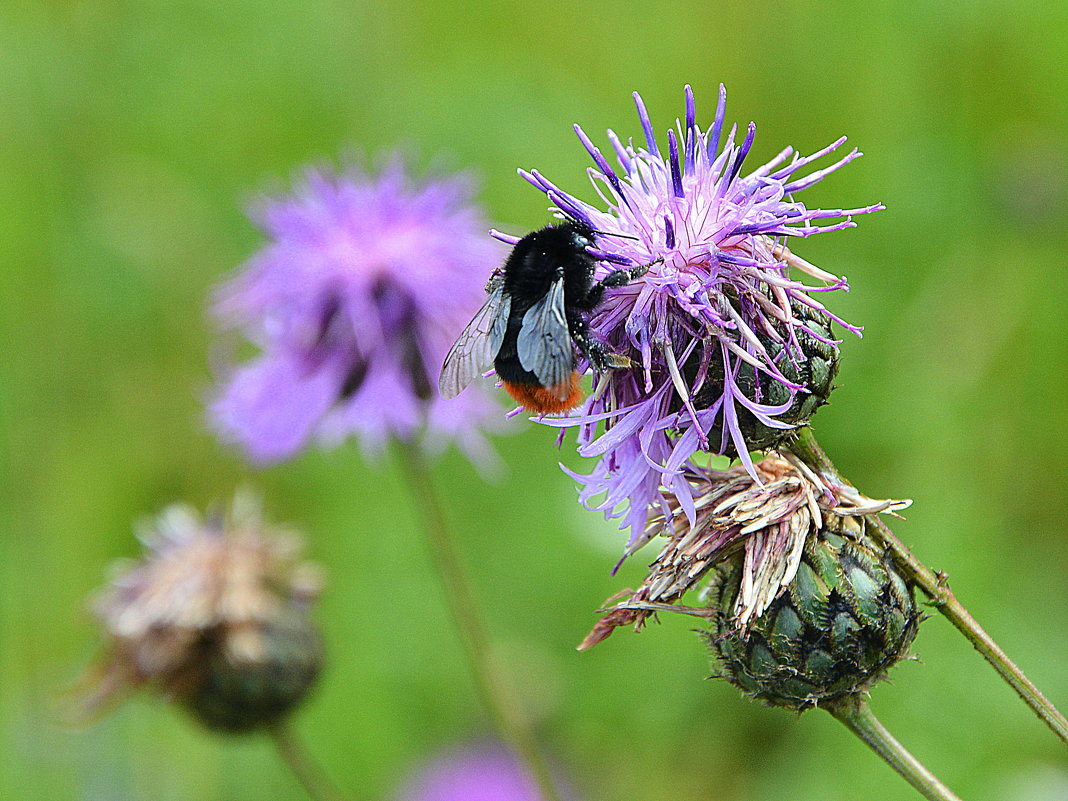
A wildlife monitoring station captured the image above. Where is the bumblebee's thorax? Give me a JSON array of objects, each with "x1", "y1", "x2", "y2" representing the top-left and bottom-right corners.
[{"x1": 502, "y1": 222, "x2": 598, "y2": 312}]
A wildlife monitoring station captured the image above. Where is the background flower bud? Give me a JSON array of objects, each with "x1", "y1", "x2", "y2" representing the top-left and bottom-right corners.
[{"x1": 82, "y1": 494, "x2": 324, "y2": 733}]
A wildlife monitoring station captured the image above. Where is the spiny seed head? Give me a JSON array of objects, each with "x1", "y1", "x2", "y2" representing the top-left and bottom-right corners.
[
  {"x1": 80, "y1": 493, "x2": 324, "y2": 733},
  {"x1": 705, "y1": 513, "x2": 919, "y2": 711}
]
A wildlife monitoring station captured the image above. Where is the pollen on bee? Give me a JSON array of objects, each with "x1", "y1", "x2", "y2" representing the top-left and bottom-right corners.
[{"x1": 502, "y1": 372, "x2": 584, "y2": 414}]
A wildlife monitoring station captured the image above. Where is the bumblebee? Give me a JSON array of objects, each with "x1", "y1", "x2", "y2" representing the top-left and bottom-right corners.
[{"x1": 439, "y1": 221, "x2": 650, "y2": 414}]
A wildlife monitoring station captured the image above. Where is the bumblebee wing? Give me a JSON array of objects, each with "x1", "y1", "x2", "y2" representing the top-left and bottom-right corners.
[
  {"x1": 516, "y1": 276, "x2": 573, "y2": 399},
  {"x1": 438, "y1": 279, "x2": 511, "y2": 399}
]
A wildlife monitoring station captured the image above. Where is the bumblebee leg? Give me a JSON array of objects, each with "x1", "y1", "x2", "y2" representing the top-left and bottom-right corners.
[
  {"x1": 588, "y1": 341, "x2": 631, "y2": 371},
  {"x1": 571, "y1": 316, "x2": 631, "y2": 371},
  {"x1": 601, "y1": 259, "x2": 656, "y2": 287},
  {"x1": 585, "y1": 257, "x2": 663, "y2": 306}
]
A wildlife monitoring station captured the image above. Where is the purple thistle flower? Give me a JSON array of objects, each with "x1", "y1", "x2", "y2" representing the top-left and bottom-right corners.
[
  {"x1": 393, "y1": 741, "x2": 556, "y2": 801},
  {"x1": 211, "y1": 158, "x2": 506, "y2": 465},
  {"x1": 525, "y1": 86, "x2": 882, "y2": 557}
]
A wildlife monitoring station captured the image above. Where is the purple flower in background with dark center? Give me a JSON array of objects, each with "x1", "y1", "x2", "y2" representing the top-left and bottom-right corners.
[
  {"x1": 211, "y1": 159, "x2": 505, "y2": 465},
  {"x1": 523, "y1": 86, "x2": 882, "y2": 557}
]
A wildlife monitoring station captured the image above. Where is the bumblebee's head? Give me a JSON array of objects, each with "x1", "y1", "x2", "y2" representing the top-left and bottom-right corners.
[
  {"x1": 562, "y1": 220, "x2": 596, "y2": 251},
  {"x1": 510, "y1": 221, "x2": 598, "y2": 273},
  {"x1": 532, "y1": 219, "x2": 594, "y2": 250}
]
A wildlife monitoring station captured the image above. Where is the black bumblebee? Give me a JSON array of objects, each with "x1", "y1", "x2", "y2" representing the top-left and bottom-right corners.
[{"x1": 439, "y1": 221, "x2": 651, "y2": 414}]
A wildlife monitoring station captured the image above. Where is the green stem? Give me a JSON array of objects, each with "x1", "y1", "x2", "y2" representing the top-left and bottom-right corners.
[
  {"x1": 395, "y1": 441, "x2": 563, "y2": 801},
  {"x1": 270, "y1": 723, "x2": 351, "y2": 801},
  {"x1": 789, "y1": 426, "x2": 1068, "y2": 747},
  {"x1": 826, "y1": 696, "x2": 962, "y2": 801}
]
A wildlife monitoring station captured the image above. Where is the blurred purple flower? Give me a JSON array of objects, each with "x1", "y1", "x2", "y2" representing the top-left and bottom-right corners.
[
  {"x1": 523, "y1": 85, "x2": 881, "y2": 556},
  {"x1": 394, "y1": 741, "x2": 551, "y2": 801},
  {"x1": 211, "y1": 158, "x2": 506, "y2": 465}
]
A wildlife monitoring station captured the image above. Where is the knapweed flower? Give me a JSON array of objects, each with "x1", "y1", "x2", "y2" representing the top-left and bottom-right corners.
[
  {"x1": 580, "y1": 454, "x2": 910, "y2": 651},
  {"x1": 523, "y1": 86, "x2": 881, "y2": 556},
  {"x1": 79, "y1": 493, "x2": 323, "y2": 733},
  {"x1": 211, "y1": 158, "x2": 505, "y2": 465},
  {"x1": 393, "y1": 741, "x2": 555, "y2": 801}
]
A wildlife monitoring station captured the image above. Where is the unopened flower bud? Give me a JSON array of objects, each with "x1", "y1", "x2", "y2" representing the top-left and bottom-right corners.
[
  {"x1": 705, "y1": 513, "x2": 918, "y2": 710},
  {"x1": 81, "y1": 493, "x2": 324, "y2": 733}
]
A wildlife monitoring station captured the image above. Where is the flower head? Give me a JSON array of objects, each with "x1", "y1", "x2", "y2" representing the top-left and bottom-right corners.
[
  {"x1": 522, "y1": 86, "x2": 881, "y2": 555},
  {"x1": 79, "y1": 493, "x2": 324, "y2": 733},
  {"x1": 211, "y1": 158, "x2": 505, "y2": 465}
]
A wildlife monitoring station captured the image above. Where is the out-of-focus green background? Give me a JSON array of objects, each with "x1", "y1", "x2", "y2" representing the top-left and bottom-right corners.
[{"x1": 3, "y1": 1, "x2": 1067, "y2": 799}]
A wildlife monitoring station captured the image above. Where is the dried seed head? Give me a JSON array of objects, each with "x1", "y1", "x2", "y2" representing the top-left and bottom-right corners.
[
  {"x1": 706, "y1": 514, "x2": 919, "y2": 710},
  {"x1": 579, "y1": 454, "x2": 909, "y2": 650},
  {"x1": 80, "y1": 493, "x2": 324, "y2": 733}
]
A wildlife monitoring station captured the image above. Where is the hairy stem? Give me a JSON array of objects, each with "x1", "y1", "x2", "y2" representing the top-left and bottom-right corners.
[
  {"x1": 270, "y1": 723, "x2": 351, "y2": 801},
  {"x1": 789, "y1": 426, "x2": 1068, "y2": 747},
  {"x1": 826, "y1": 695, "x2": 962, "y2": 801},
  {"x1": 395, "y1": 441, "x2": 563, "y2": 801}
]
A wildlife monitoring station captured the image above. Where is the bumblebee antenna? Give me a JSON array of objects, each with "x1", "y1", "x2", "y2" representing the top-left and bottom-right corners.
[{"x1": 589, "y1": 229, "x2": 640, "y2": 241}]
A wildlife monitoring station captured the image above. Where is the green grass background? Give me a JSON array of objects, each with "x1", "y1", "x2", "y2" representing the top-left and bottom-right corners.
[{"x1": 3, "y1": 1, "x2": 1068, "y2": 799}]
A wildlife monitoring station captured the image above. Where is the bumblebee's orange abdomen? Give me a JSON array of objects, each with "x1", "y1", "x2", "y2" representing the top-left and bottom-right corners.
[{"x1": 502, "y1": 373, "x2": 584, "y2": 414}]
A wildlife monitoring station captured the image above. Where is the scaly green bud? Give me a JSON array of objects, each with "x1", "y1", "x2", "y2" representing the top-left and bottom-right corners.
[
  {"x1": 705, "y1": 513, "x2": 918, "y2": 710},
  {"x1": 695, "y1": 298, "x2": 840, "y2": 452}
]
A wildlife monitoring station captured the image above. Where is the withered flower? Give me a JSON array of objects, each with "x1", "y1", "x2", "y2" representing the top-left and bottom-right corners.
[
  {"x1": 80, "y1": 494, "x2": 323, "y2": 733},
  {"x1": 580, "y1": 454, "x2": 909, "y2": 649}
]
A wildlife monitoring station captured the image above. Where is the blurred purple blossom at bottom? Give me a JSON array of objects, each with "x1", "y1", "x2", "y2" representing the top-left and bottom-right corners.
[{"x1": 394, "y1": 741, "x2": 566, "y2": 801}]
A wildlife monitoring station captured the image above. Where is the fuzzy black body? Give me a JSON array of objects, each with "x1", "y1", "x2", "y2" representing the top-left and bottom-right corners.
[
  {"x1": 438, "y1": 219, "x2": 649, "y2": 412},
  {"x1": 492, "y1": 221, "x2": 601, "y2": 389}
]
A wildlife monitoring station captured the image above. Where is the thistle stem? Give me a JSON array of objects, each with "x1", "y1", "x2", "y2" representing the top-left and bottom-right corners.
[
  {"x1": 395, "y1": 441, "x2": 564, "y2": 801},
  {"x1": 789, "y1": 426, "x2": 1068, "y2": 747},
  {"x1": 270, "y1": 723, "x2": 351, "y2": 801},
  {"x1": 826, "y1": 695, "x2": 962, "y2": 801}
]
